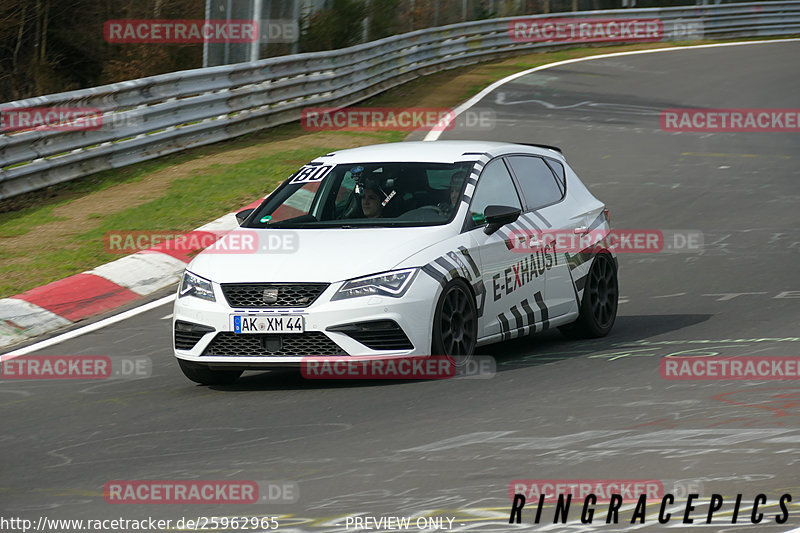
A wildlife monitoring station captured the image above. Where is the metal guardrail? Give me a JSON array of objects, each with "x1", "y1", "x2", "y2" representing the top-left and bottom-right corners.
[{"x1": 1, "y1": 2, "x2": 798, "y2": 200}]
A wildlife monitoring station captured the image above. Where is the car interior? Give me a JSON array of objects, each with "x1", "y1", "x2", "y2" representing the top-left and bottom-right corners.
[{"x1": 251, "y1": 162, "x2": 470, "y2": 227}]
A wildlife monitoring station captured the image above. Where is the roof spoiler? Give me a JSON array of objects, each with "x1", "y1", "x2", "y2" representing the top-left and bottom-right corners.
[{"x1": 516, "y1": 142, "x2": 563, "y2": 154}]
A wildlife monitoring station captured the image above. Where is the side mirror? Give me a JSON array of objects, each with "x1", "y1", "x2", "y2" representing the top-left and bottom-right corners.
[
  {"x1": 483, "y1": 205, "x2": 521, "y2": 235},
  {"x1": 235, "y1": 208, "x2": 255, "y2": 226}
]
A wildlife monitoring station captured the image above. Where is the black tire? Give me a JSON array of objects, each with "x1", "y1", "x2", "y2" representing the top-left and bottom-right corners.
[
  {"x1": 431, "y1": 279, "x2": 478, "y2": 357},
  {"x1": 560, "y1": 253, "x2": 618, "y2": 339},
  {"x1": 177, "y1": 359, "x2": 242, "y2": 385}
]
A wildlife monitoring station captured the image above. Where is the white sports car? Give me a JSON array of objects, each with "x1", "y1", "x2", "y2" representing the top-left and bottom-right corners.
[{"x1": 173, "y1": 141, "x2": 618, "y2": 384}]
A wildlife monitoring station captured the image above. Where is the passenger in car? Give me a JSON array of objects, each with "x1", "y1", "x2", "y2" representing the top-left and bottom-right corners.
[{"x1": 361, "y1": 184, "x2": 384, "y2": 218}]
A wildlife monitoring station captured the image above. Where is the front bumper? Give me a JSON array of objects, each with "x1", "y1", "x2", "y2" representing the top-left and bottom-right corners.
[{"x1": 173, "y1": 274, "x2": 440, "y2": 366}]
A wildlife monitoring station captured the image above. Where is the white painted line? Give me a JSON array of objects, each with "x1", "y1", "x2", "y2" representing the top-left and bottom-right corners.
[
  {"x1": 423, "y1": 38, "x2": 800, "y2": 141},
  {"x1": 0, "y1": 294, "x2": 175, "y2": 360}
]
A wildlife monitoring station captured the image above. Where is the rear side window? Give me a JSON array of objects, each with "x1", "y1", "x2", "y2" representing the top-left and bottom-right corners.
[
  {"x1": 545, "y1": 158, "x2": 566, "y2": 193},
  {"x1": 507, "y1": 155, "x2": 564, "y2": 210}
]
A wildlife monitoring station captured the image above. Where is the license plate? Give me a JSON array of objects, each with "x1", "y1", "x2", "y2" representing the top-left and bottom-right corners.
[{"x1": 231, "y1": 315, "x2": 304, "y2": 334}]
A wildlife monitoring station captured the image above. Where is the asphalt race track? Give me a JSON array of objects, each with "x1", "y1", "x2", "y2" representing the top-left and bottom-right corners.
[{"x1": 2, "y1": 41, "x2": 800, "y2": 532}]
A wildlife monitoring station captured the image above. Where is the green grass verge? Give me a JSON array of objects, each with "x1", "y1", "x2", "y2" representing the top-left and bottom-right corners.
[{"x1": 0, "y1": 134, "x2": 401, "y2": 297}]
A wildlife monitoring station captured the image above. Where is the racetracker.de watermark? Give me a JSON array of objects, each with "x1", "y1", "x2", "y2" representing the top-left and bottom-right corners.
[
  {"x1": 0, "y1": 355, "x2": 151, "y2": 380},
  {"x1": 509, "y1": 480, "x2": 663, "y2": 502},
  {"x1": 508, "y1": 491, "x2": 792, "y2": 526},
  {"x1": 509, "y1": 229, "x2": 703, "y2": 254},
  {"x1": 104, "y1": 19, "x2": 259, "y2": 43},
  {"x1": 104, "y1": 230, "x2": 298, "y2": 255},
  {"x1": 1, "y1": 107, "x2": 142, "y2": 132},
  {"x1": 301, "y1": 355, "x2": 495, "y2": 380},
  {"x1": 300, "y1": 107, "x2": 494, "y2": 132},
  {"x1": 509, "y1": 17, "x2": 663, "y2": 43},
  {"x1": 257, "y1": 19, "x2": 298, "y2": 43},
  {"x1": 104, "y1": 480, "x2": 298, "y2": 504},
  {"x1": 661, "y1": 357, "x2": 800, "y2": 380},
  {"x1": 1, "y1": 107, "x2": 100, "y2": 132},
  {"x1": 661, "y1": 108, "x2": 800, "y2": 132},
  {"x1": 1, "y1": 516, "x2": 280, "y2": 532},
  {"x1": 508, "y1": 479, "x2": 706, "y2": 502}
]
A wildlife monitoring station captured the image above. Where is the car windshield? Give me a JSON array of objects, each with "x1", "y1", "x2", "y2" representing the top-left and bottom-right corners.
[{"x1": 243, "y1": 162, "x2": 474, "y2": 228}]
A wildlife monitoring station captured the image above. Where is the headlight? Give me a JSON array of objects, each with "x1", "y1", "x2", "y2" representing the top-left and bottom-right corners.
[
  {"x1": 332, "y1": 268, "x2": 418, "y2": 301},
  {"x1": 179, "y1": 271, "x2": 216, "y2": 302}
]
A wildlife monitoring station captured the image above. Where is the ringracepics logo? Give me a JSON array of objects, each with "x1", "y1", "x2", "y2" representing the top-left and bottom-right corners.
[
  {"x1": 509, "y1": 18, "x2": 663, "y2": 43},
  {"x1": 104, "y1": 20, "x2": 259, "y2": 43},
  {"x1": 300, "y1": 107, "x2": 494, "y2": 132},
  {"x1": 508, "y1": 483, "x2": 793, "y2": 526},
  {"x1": 104, "y1": 480, "x2": 298, "y2": 504},
  {"x1": 661, "y1": 108, "x2": 800, "y2": 132}
]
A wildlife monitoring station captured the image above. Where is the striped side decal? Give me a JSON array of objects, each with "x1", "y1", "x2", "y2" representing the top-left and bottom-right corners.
[
  {"x1": 495, "y1": 291, "x2": 552, "y2": 341},
  {"x1": 421, "y1": 247, "x2": 487, "y2": 319},
  {"x1": 422, "y1": 264, "x2": 447, "y2": 287},
  {"x1": 434, "y1": 257, "x2": 459, "y2": 280},
  {"x1": 566, "y1": 250, "x2": 594, "y2": 273},
  {"x1": 520, "y1": 298, "x2": 537, "y2": 335},
  {"x1": 496, "y1": 211, "x2": 542, "y2": 251},
  {"x1": 458, "y1": 247, "x2": 487, "y2": 319},
  {"x1": 519, "y1": 213, "x2": 541, "y2": 231},
  {"x1": 509, "y1": 305, "x2": 525, "y2": 338},
  {"x1": 575, "y1": 271, "x2": 589, "y2": 293},
  {"x1": 458, "y1": 246, "x2": 480, "y2": 278},
  {"x1": 533, "y1": 291, "x2": 550, "y2": 330},
  {"x1": 572, "y1": 256, "x2": 594, "y2": 302},
  {"x1": 565, "y1": 242, "x2": 596, "y2": 301},
  {"x1": 498, "y1": 313, "x2": 511, "y2": 342},
  {"x1": 531, "y1": 211, "x2": 552, "y2": 228},
  {"x1": 587, "y1": 211, "x2": 607, "y2": 231},
  {"x1": 459, "y1": 152, "x2": 493, "y2": 209}
]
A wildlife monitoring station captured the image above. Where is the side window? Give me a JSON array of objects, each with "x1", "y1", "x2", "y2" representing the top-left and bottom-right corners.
[
  {"x1": 545, "y1": 158, "x2": 566, "y2": 194},
  {"x1": 507, "y1": 155, "x2": 564, "y2": 210},
  {"x1": 469, "y1": 159, "x2": 522, "y2": 225}
]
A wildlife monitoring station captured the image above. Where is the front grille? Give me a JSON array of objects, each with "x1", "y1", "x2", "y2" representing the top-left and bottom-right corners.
[
  {"x1": 203, "y1": 332, "x2": 346, "y2": 356},
  {"x1": 328, "y1": 320, "x2": 413, "y2": 351},
  {"x1": 221, "y1": 283, "x2": 329, "y2": 308},
  {"x1": 174, "y1": 320, "x2": 215, "y2": 350}
]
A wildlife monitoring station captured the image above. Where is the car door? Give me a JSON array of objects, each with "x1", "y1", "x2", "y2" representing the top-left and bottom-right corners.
[
  {"x1": 505, "y1": 154, "x2": 578, "y2": 319},
  {"x1": 467, "y1": 158, "x2": 548, "y2": 342}
]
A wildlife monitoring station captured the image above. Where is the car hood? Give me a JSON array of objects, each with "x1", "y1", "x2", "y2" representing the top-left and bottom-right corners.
[{"x1": 187, "y1": 226, "x2": 454, "y2": 284}]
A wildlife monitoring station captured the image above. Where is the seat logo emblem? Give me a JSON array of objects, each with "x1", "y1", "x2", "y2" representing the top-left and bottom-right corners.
[{"x1": 262, "y1": 288, "x2": 279, "y2": 304}]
